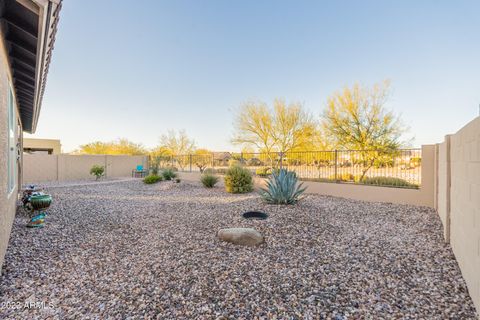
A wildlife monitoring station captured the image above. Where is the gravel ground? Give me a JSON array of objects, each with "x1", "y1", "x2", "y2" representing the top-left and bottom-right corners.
[
  {"x1": 27, "y1": 177, "x2": 135, "y2": 188},
  {"x1": 0, "y1": 179, "x2": 477, "y2": 319}
]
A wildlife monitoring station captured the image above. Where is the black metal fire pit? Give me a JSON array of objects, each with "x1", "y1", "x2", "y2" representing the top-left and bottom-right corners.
[{"x1": 242, "y1": 211, "x2": 268, "y2": 220}]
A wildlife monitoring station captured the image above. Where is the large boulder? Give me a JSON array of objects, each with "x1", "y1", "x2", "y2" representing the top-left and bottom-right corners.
[{"x1": 217, "y1": 228, "x2": 264, "y2": 246}]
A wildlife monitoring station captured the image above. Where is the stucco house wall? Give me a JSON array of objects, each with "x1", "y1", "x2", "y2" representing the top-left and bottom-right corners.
[
  {"x1": 0, "y1": 26, "x2": 22, "y2": 270},
  {"x1": 0, "y1": 0, "x2": 62, "y2": 271},
  {"x1": 23, "y1": 138, "x2": 61, "y2": 154}
]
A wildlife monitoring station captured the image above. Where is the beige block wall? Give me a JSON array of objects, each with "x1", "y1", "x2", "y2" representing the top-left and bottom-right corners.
[
  {"x1": 448, "y1": 117, "x2": 480, "y2": 311},
  {"x1": 436, "y1": 138, "x2": 450, "y2": 240},
  {"x1": 23, "y1": 154, "x2": 148, "y2": 183},
  {"x1": 57, "y1": 155, "x2": 107, "y2": 181},
  {"x1": 106, "y1": 155, "x2": 148, "y2": 178},
  {"x1": 420, "y1": 145, "x2": 436, "y2": 207},
  {"x1": 23, "y1": 154, "x2": 58, "y2": 182},
  {"x1": 284, "y1": 179, "x2": 432, "y2": 206},
  {"x1": 0, "y1": 28, "x2": 22, "y2": 270}
]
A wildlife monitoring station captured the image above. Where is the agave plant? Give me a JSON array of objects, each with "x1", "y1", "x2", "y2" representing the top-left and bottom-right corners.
[
  {"x1": 161, "y1": 168, "x2": 177, "y2": 181},
  {"x1": 260, "y1": 169, "x2": 307, "y2": 204}
]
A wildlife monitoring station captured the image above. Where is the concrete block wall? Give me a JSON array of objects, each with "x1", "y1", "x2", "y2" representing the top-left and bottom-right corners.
[
  {"x1": 436, "y1": 138, "x2": 450, "y2": 240},
  {"x1": 23, "y1": 154, "x2": 149, "y2": 183},
  {"x1": 435, "y1": 117, "x2": 480, "y2": 312},
  {"x1": 57, "y1": 155, "x2": 107, "y2": 181},
  {"x1": 106, "y1": 155, "x2": 148, "y2": 178},
  {"x1": 449, "y1": 117, "x2": 480, "y2": 311},
  {"x1": 23, "y1": 154, "x2": 58, "y2": 182}
]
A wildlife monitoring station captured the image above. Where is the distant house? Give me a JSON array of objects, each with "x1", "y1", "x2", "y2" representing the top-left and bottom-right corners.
[
  {"x1": 0, "y1": 0, "x2": 61, "y2": 269},
  {"x1": 212, "y1": 152, "x2": 232, "y2": 166},
  {"x1": 23, "y1": 137, "x2": 61, "y2": 154}
]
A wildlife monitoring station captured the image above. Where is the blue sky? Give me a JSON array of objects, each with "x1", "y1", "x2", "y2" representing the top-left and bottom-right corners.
[{"x1": 28, "y1": 0, "x2": 480, "y2": 152}]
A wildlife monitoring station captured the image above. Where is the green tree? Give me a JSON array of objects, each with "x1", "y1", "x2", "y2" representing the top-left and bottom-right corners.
[
  {"x1": 77, "y1": 141, "x2": 110, "y2": 154},
  {"x1": 77, "y1": 139, "x2": 146, "y2": 155},
  {"x1": 193, "y1": 148, "x2": 212, "y2": 173},
  {"x1": 149, "y1": 146, "x2": 172, "y2": 170},
  {"x1": 90, "y1": 165, "x2": 105, "y2": 180},
  {"x1": 321, "y1": 81, "x2": 409, "y2": 180},
  {"x1": 112, "y1": 139, "x2": 147, "y2": 155}
]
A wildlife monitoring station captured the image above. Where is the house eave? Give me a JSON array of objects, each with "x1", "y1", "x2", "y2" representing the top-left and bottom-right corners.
[
  {"x1": 30, "y1": 0, "x2": 61, "y2": 133},
  {"x1": 1, "y1": 0, "x2": 62, "y2": 133}
]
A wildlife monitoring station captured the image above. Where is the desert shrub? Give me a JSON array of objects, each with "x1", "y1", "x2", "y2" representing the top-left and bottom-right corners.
[
  {"x1": 201, "y1": 173, "x2": 219, "y2": 188},
  {"x1": 312, "y1": 177, "x2": 331, "y2": 183},
  {"x1": 150, "y1": 166, "x2": 159, "y2": 175},
  {"x1": 260, "y1": 169, "x2": 306, "y2": 204},
  {"x1": 162, "y1": 168, "x2": 177, "y2": 180},
  {"x1": 409, "y1": 157, "x2": 421, "y2": 168},
  {"x1": 207, "y1": 168, "x2": 228, "y2": 175},
  {"x1": 161, "y1": 166, "x2": 178, "y2": 172},
  {"x1": 341, "y1": 173, "x2": 355, "y2": 181},
  {"x1": 373, "y1": 158, "x2": 394, "y2": 169},
  {"x1": 328, "y1": 173, "x2": 355, "y2": 181},
  {"x1": 339, "y1": 161, "x2": 352, "y2": 167},
  {"x1": 224, "y1": 165, "x2": 253, "y2": 193},
  {"x1": 255, "y1": 167, "x2": 271, "y2": 177},
  {"x1": 203, "y1": 168, "x2": 216, "y2": 174},
  {"x1": 353, "y1": 175, "x2": 363, "y2": 183},
  {"x1": 287, "y1": 158, "x2": 302, "y2": 166},
  {"x1": 143, "y1": 174, "x2": 163, "y2": 184},
  {"x1": 359, "y1": 176, "x2": 418, "y2": 189},
  {"x1": 216, "y1": 168, "x2": 228, "y2": 175},
  {"x1": 247, "y1": 158, "x2": 263, "y2": 166},
  {"x1": 203, "y1": 168, "x2": 230, "y2": 175},
  {"x1": 228, "y1": 159, "x2": 241, "y2": 167},
  {"x1": 90, "y1": 165, "x2": 105, "y2": 180}
]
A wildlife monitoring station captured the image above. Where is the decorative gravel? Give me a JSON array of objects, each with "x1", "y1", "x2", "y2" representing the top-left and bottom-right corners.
[
  {"x1": 0, "y1": 180, "x2": 477, "y2": 319},
  {"x1": 28, "y1": 177, "x2": 135, "y2": 188}
]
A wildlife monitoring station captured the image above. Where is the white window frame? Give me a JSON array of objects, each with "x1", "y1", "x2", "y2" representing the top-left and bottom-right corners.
[{"x1": 7, "y1": 84, "x2": 17, "y2": 195}]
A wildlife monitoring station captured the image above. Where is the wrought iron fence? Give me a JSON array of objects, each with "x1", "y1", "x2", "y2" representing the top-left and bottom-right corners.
[{"x1": 150, "y1": 149, "x2": 422, "y2": 189}]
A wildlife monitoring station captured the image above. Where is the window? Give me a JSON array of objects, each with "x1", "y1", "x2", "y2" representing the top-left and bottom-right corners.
[{"x1": 7, "y1": 86, "x2": 17, "y2": 194}]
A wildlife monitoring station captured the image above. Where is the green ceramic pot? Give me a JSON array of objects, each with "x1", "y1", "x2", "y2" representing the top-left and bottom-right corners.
[{"x1": 30, "y1": 194, "x2": 52, "y2": 210}]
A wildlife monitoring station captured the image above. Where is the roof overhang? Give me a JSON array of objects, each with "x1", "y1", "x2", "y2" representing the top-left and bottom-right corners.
[{"x1": 0, "y1": 0, "x2": 61, "y2": 133}]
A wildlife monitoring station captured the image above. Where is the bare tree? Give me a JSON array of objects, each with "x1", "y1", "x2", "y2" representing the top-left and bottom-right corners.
[
  {"x1": 232, "y1": 99, "x2": 318, "y2": 167},
  {"x1": 155, "y1": 129, "x2": 196, "y2": 170}
]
